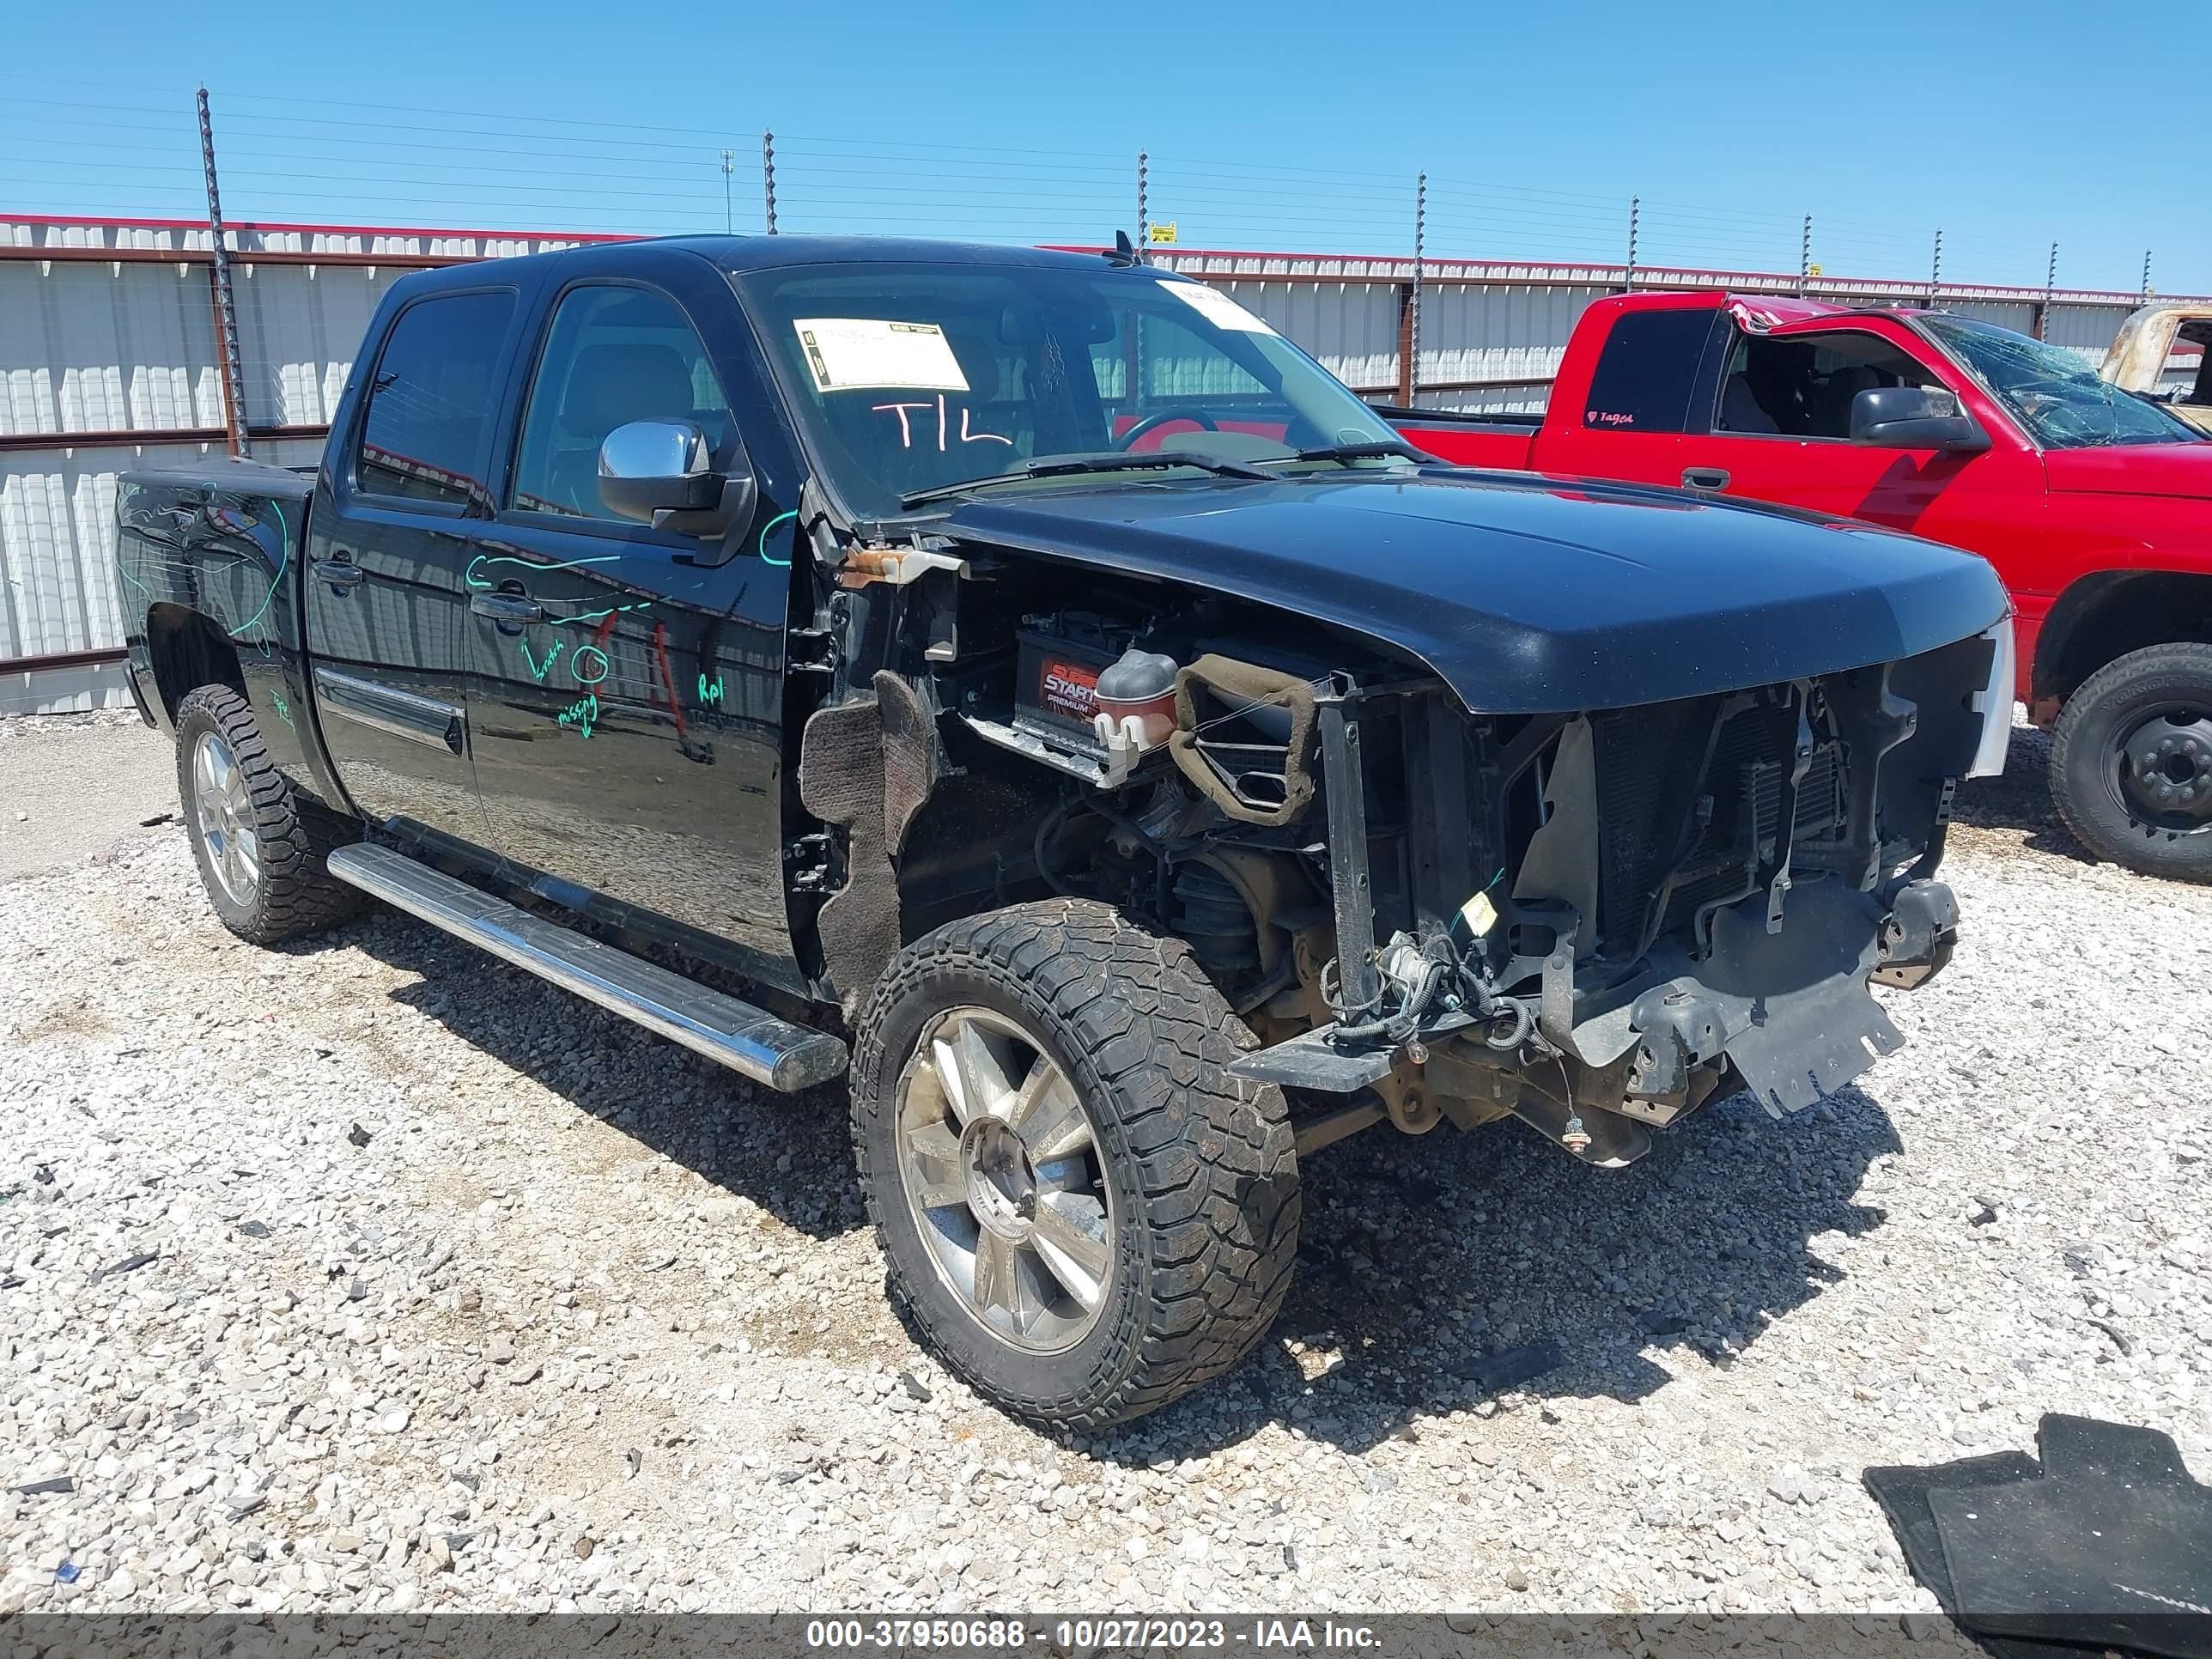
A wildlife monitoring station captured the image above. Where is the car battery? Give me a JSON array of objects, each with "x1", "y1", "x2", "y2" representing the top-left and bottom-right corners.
[{"x1": 1013, "y1": 623, "x2": 1121, "y2": 749}]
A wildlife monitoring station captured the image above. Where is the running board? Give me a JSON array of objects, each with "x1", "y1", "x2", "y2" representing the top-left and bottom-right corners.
[{"x1": 325, "y1": 844, "x2": 847, "y2": 1092}]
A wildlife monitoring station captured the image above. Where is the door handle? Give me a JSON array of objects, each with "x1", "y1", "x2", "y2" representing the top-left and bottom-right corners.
[
  {"x1": 1681, "y1": 467, "x2": 1732, "y2": 491},
  {"x1": 470, "y1": 592, "x2": 546, "y2": 624},
  {"x1": 313, "y1": 556, "x2": 367, "y2": 589}
]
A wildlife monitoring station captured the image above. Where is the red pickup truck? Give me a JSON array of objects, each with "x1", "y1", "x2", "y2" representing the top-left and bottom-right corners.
[{"x1": 1386, "y1": 290, "x2": 2212, "y2": 883}]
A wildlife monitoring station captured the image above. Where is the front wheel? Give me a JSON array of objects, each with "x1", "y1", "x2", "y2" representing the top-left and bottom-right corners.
[
  {"x1": 2050, "y1": 641, "x2": 2212, "y2": 883},
  {"x1": 850, "y1": 900, "x2": 1300, "y2": 1431}
]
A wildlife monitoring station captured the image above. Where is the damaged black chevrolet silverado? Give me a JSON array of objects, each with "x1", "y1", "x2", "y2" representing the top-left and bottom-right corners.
[{"x1": 116, "y1": 235, "x2": 2012, "y2": 1429}]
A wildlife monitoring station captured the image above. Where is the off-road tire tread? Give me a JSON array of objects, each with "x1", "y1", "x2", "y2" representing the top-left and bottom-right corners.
[
  {"x1": 176, "y1": 684, "x2": 362, "y2": 941},
  {"x1": 850, "y1": 898, "x2": 1300, "y2": 1431},
  {"x1": 2049, "y1": 641, "x2": 2212, "y2": 884}
]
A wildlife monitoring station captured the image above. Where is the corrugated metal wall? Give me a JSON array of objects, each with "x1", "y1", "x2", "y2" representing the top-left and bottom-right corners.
[
  {"x1": 2, "y1": 216, "x2": 2198, "y2": 714},
  {"x1": 0, "y1": 216, "x2": 610, "y2": 713}
]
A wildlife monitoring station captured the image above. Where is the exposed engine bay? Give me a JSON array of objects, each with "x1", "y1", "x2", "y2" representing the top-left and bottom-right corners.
[{"x1": 795, "y1": 534, "x2": 1992, "y2": 1168}]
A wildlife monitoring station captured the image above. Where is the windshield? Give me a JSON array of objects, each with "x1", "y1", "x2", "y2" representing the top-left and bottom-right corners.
[
  {"x1": 737, "y1": 260, "x2": 1404, "y2": 517},
  {"x1": 1922, "y1": 314, "x2": 2199, "y2": 449}
]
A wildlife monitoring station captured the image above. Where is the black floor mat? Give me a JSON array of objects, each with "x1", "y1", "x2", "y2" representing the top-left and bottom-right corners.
[{"x1": 1865, "y1": 1415, "x2": 2212, "y2": 1659}]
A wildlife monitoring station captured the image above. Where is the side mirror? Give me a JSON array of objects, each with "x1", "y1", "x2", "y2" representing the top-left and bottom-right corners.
[
  {"x1": 1850, "y1": 386, "x2": 1990, "y2": 453},
  {"x1": 598, "y1": 418, "x2": 757, "y2": 542}
]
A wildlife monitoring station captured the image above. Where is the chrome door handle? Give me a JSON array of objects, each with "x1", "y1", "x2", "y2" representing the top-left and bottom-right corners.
[
  {"x1": 470, "y1": 592, "x2": 545, "y2": 624},
  {"x1": 313, "y1": 557, "x2": 367, "y2": 589},
  {"x1": 1681, "y1": 467, "x2": 1731, "y2": 490}
]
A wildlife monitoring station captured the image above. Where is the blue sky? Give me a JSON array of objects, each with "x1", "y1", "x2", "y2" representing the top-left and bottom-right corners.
[{"x1": 3, "y1": 0, "x2": 2198, "y2": 294}]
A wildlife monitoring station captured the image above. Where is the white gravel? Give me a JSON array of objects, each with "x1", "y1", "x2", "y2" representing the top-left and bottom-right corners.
[{"x1": 0, "y1": 715, "x2": 2206, "y2": 1616}]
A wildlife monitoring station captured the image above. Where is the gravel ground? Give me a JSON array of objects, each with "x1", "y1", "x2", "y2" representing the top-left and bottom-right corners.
[{"x1": 0, "y1": 714, "x2": 2205, "y2": 1618}]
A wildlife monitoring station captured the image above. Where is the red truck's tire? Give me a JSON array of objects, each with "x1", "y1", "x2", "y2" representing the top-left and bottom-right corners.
[
  {"x1": 850, "y1": 899, "x2": 1300, "y2": 1431},
  {"x1": 174, "y1": 684, "x2": 362, "y2": 943},
  {"x1": 2050, "y1": 642, "x2": 2212, "y2": 884}
]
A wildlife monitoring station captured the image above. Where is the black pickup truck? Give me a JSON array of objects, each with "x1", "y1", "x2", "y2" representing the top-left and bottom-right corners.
[{"x1": 117, "y1": 235, "x2": 2011, "y2": 1430}]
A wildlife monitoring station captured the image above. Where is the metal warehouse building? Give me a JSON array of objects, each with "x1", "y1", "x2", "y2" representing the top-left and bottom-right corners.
[{"x1": 0, "y1": 213, "x2": 2179, "y2": 715}]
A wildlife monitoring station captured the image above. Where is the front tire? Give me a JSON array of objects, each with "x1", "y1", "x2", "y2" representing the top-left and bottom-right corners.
[
  {"x1": 2050, "y1": 643, "x2": 2212, "y2": 884},
  {"x1": 851, "y1": 900, "x2": 1300, "y2": 1431},
  {"x1": 175, "y1": 684, "x2": 362, "y2": 943}
]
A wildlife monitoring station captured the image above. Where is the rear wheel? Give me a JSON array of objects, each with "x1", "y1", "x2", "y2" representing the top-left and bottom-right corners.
[
  {"x1": 175, "y1": 685, "x2": 362, "y2": 943},
  {"x1": 2050, "y1": 642, "x2": 2212, "y2": 883},
  {"x1": 850, "y1": 899, "x2": 1300, "y2": 1431}
]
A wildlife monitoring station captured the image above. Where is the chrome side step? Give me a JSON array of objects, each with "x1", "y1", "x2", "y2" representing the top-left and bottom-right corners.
[{"x1": 325, "y1": 843, "x2": 847, "y2": 1092}]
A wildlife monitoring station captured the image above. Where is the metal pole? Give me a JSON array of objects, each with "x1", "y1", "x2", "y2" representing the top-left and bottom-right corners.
[
  {"x1": 1798, "y1": 214, "x2": 1811, "y2": 296},
  {"x1": 2039, "y1": 242, "x2": 2057, "y2": 339},
  {"x1": 1409, "y1": 172, "x2": 1426, "y2": 403},
  {"x1": 720, "y1": 149, "x2": 733, "y2": 234},
  {"x1": 196, "y1": 86, "x2": 249, "y2": 459},
  {"x1": 1136, "y1": 150, "x2": 1149, "y2": 256},
  {"x1": 1929, "y1": 228, "x2": 1942, "y2": 307},
  {"x1": 2142, "y1": 249, "x2": 2154, "y2": 298},
  {"x1": 761, "y1": 131, "x2": 777, "y2": 234},
  {"x1": 1624, "y1": 195, "x2": 1639, "y2": 293}
]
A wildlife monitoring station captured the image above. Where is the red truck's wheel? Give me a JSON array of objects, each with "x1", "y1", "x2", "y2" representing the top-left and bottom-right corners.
[
  {"x1": 2050, "y1": 642, "x2": 2212, "y2": 884},
  {"x1": 174, "y1": 685, "x2": 362, "y2": 943},
  {"x1": 849, "y1": 899, "x2": 1300, "y2": 1431}
]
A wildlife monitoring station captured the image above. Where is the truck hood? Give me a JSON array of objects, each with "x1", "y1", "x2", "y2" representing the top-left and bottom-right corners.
[
  {"x1": 2044, "y1": 442, "x2": 2212, "y2": 500},
  {"x1": 941, "y1": 469, "x2": 2007, "y2": 714}
]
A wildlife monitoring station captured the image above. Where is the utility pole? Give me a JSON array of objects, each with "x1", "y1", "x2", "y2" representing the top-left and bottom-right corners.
[
  {"x1": 762, "y1": 132, "x2": 777, "y2": 234},
  {"x1": 720, "y1": 149, "x2": 734, "y2": 234},
  {"x1": 2142, "y1": 249, "x2": 2154, "y2": 298},
  {"x1": 2039, "y1": 242, "x2": 2057, "y2": 339},
  {"x1": 1408, "y1": 172, "x2": 1426, "y2": 406},
  {"x1": 196, "y1": 86, "x2": 249, "y2": 459},
  {"x1": 1136, "y1": 150, "x2": 1149, "y2": 257},
  {"x1": 1796, "y1": 214, "x2": 1812, "y2": 296},
  {"x1": 1624, "y1": 195, "x2": 1639, "y2": 293},
  {"x1": 1929, "y1": 228, "x2": 1942, "y2": 307}
]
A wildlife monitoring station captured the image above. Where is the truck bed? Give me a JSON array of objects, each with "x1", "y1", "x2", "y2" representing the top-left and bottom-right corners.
[{"x1": 1371, "y1": 403, "x2": 1546, "y2": 470}]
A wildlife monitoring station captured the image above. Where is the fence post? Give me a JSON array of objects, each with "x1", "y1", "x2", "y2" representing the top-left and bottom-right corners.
[
  {"x1": 762, "y1": 132, "x2": 777, "y2": 234},
  {"x1": 1798, "y1": 214, "x2": 1811, "y2": 297},
  {"x1": 1929, "y1": 228, "x2": 1942, "y2": 307},
  {"x1": 1624, "y1": 196, "x2": 1639, "y2": 293},
  {"x1": 1405, "y1": 172, "x2": 1425, "y2": 406},
  {"x1": 1137, "y1": 150, "x2": 1149, "y2": 255},
  {"x1": 195, "y1": 87, "x2": 249, "y2": 459}
]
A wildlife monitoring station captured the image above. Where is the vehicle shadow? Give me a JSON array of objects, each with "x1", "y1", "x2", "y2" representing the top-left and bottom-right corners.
[
  {"x1": 313, "y1": 908, "x2": 863, "y2": 1243},
  {"x1": 1948, "y1": 720, "x2": 2092, "y2": 863},
  {"x1": 1082, "y1": 1083, "x2": 1902, "y2": 1464},
  {"x1": 308, "y1": 898, "x2": 1901, "y2": 1462}
]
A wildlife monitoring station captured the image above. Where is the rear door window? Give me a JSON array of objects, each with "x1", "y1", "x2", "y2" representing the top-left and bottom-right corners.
[
  {"x1": 1582, "y1": 309, "x2": 1717, "y2": 434},
  {"x1": 354, "y1": 290, "x2": 516, "y2": 507}
]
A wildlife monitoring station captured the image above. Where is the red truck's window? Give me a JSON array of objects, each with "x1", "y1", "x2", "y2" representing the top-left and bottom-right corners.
[
  {"x1": 1583, "y1": 309, "x2": 1714, "y2": 433},
  {"x1": 356, "y1": 290, "x2": 516, "y2": 508},
  {"x1": 1714, "y1": 331, "x2": 1935, "y2": 438}
]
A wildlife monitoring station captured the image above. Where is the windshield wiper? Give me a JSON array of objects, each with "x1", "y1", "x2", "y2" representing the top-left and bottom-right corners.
[
  {"x1": 899, "y1": 450, "x2": 1274, "y2": 509},
  {"x1": 1262, "y1": 439, "x2": 1426, "y2": 466}
]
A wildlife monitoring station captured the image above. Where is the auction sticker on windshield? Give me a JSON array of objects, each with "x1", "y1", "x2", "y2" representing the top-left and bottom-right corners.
[
  {"x1": 1159, "y1": 282, "x2": 1278, "y2": 335},
  {"x1": 793, "y1": 319, "x2": 970, "y2": 392}
]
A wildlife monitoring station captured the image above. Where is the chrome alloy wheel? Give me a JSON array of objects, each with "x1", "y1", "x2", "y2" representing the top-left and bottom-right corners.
[
  {"x1": 191, "y1": 729, "x2": 260, "y2": 905},
  {"x1": 895, "y1": 1006, "x2": 1115, "y2": 1353}
]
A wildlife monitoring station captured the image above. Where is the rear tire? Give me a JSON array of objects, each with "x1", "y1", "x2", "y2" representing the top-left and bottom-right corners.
[
  {"x1": 850, "y1": 899, "x2": 1300, "y2": 1431},
  {"x1": 2050, "y1": 643, "x2": 2212, "y2": 884},
  {"x1": 175, "y1": 684, "x2": 362, "y2": 943}
]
